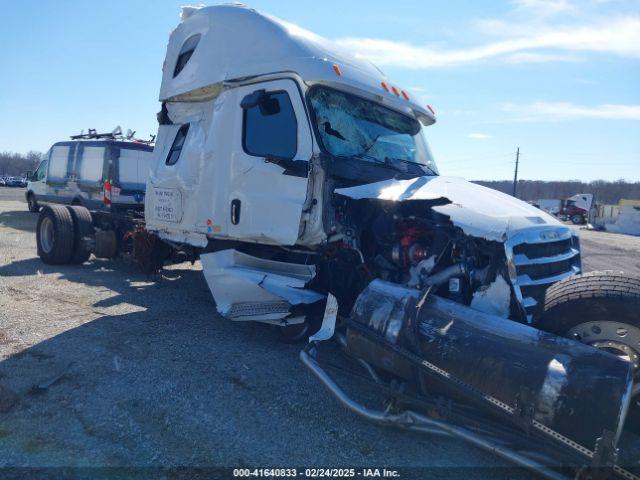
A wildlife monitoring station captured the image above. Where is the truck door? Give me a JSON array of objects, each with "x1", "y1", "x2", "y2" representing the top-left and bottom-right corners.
[
  {"x1": 229, "y1": 79, "x2": 312, "y2": 246},
  {"x1": 45, "y1": 143, "x2": 76, "y2": 204}
]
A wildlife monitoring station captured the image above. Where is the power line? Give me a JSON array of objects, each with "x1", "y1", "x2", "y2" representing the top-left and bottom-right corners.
[{"x1": 512, "y1": 147, "x2": 520, "y2": 197}]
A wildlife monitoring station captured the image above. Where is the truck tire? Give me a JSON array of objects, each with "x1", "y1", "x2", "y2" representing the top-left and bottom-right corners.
[
  {"x1": 27, "y1": 193, "x2": 40, "y2": 213},
  {"x1": 66, "y1": 205, "x2": 93, "y2": 264},
  {"x1": 536, "y1": 271, "x2": 640, "y2": 433},
  {"x1": 570, "y1": 214, "x2": 584, "y2": 225},
  {"x1": 36, "y1": 205, "x2": 75, "y2": 264}
]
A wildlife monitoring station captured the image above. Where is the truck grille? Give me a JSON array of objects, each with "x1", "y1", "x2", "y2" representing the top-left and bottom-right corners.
[{"x1": 506, "y1": 228, "x2": 581, "y2": 321}]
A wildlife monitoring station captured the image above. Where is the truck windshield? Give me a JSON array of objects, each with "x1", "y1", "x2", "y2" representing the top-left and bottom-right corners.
[{"x1": 308, "y1": 86, "x2": 438, "y2": 175}]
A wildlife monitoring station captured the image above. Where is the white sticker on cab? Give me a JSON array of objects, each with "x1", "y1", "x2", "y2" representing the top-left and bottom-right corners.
[{"x1": 152, "y1": 188, "x2": 183, "y2": 223}]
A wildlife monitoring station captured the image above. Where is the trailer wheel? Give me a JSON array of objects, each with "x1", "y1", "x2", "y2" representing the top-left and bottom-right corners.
[
  {"x1": 66, "y1": 205, "x2": 93, "y2": 264},
  {"x1": 27, "y1": 193, "x2": 40, "y2": 213},
  {"x1": 536, "y1": 271, "x2": 640, "y2": 433},
  {"x1": 36, "y1": 205, "x2": 75, "y2": 264},
  {"x1": 570, "y1": 214, "x2": 584, "y2": 225}
]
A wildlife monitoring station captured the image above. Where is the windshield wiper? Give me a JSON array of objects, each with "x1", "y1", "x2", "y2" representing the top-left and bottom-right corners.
[{"x1": 385, "y1": 156, "x2": 438, "y2": 176}]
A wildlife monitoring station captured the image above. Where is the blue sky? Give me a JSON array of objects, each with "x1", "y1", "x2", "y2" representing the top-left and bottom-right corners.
[{"x1": 0, "y1": 0, "x2": 638, "y2": 181}]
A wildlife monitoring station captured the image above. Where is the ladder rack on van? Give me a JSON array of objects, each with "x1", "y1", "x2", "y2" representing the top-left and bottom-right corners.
[
  {"x1": 70, "y1": 128, "x2": 155, "y2": 145},
  {"x1": 70, "y1": 129, "x2": 118, "y2": 140}
]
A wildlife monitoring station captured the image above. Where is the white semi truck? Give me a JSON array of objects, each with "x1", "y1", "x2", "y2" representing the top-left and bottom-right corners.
[{"x1": 33, "y1": 6, "x2": 640, "y2": 478}]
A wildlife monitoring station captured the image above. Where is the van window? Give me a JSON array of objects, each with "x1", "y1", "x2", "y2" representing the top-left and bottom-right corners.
[
  {"x1": 119, "y1": 148, "x2": 151, "y2": 188},
  {"x1": 243, "y1": 91, "x2": 297, "y2": 159},
  {"x1": 48, "y1": 146, "x2": 71, "y2": 180},
  {"x1": 35, "y1": 159, "x2": 48, "y2": 181},
  {"x1": 173, "y1": 34, "x2": 201, "y2": 77},
  {"x1": 77, "y1": 146, "x2": 105, "y2": 183},
  {"x1": 166, "y1": 124, "x2": 190, "y2": 166}
]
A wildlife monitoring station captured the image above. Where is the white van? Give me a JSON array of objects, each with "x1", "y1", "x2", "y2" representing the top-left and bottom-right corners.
[{"x1": 26, "y1": 139, "x2": 153, "y2": 214}]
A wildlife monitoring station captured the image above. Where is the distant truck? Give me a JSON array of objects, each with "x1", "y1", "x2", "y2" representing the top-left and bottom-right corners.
[
  {"x1": 26, "y1": 130, "x2": 153, "y2": 215},
  {"x1": 558, "y1": 193, "x2": 594, "y2": 224},
  {"x1": 534, "y1": 198, "x2": 562, "y2": 215}
]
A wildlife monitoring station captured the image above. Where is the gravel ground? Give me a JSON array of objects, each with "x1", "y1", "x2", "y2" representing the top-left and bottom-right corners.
[{"x1": 0, "y1": 186, "x2": 638, "y2": 479}]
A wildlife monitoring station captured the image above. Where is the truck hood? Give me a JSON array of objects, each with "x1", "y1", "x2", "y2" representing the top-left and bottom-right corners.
[{"x1": 335, "y1": 176, "x2": 563, "y2": 242}]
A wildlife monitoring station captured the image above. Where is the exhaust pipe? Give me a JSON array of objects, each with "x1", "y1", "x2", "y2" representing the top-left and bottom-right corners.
[{"x1": 301, "y1": 346, "x2": 568, "y2": 480}]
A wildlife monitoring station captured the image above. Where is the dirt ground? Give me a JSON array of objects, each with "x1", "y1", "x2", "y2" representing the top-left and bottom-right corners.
[{"x1": 1, "y1": 186, "x2": 639, "y2": 479}]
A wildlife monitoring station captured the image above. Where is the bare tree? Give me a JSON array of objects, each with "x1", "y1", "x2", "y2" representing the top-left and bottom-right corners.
[{"x1": 0, "y1": 151, "x2": 44, "y2": 176}]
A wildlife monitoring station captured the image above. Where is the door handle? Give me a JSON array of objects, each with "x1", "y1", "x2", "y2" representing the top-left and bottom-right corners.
[{"x1": 231, "y1": 199, "x2": 241, "y2": 225}]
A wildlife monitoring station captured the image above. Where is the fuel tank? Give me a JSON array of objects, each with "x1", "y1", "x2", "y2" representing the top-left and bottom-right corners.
[{"x1": 347, "y1": 280, "x2": 633, "y2": 456}]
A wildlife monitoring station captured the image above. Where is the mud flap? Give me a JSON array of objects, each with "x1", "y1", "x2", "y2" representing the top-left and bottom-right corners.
[{"x1": 200, "y1": 249, "x2": 325, "y2": 323}]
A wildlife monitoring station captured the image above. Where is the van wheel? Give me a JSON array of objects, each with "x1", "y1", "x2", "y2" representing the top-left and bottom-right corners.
[
  {"x1": 66, "y1": 206, "x2": 93, "y2": 264},
  {"x1": 571, "y1": 214, "x2": 584, "y2": 225},
  {"x1": 36, "y1": 205, "x2": 75, "y2": 264},
  {"x1": 536, "y1": 271, "x2": 640, "y2": 433},
  {"x1": 27, "y1": 193, "x2": 40, "y2": 213}
]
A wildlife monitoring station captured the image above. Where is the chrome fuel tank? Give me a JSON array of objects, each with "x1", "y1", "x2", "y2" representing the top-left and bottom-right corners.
[{"x1": 347, "y1": 279, "x2": 632, "y2": 456}]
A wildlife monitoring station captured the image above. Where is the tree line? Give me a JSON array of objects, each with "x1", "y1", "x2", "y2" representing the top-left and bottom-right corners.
[
  {"x1": 0, "y1": 151, "x2": 43, "y2": 177},
  {"x1": 474, "y1": 180, "x2": 640, "y2": 205}
]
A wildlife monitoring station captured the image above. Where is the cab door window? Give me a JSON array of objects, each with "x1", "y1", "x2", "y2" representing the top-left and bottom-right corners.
[
  {"x1": 35, "y1": 159, "x2": 49, "y2": 181},
  {"x1": 48, "y1": 145, "x2": 71, "y2": 182},
  {"x1": 242, "y1": 91, "x2": 297, "y2": 159}
]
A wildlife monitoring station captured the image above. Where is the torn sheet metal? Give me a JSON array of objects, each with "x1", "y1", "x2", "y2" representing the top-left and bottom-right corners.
[
  {"x1": 470, "y1": 274, "x2": 511, "y2": 318},
  {"x1": 335, "y1": 176, "x2": 562, "y2": 242},
  {"x1": 309, "y1": 293, "x2": 338, "y2": 343},
  {"x1": 200, "y1": 250, "x2": 325, "y2": 322}
]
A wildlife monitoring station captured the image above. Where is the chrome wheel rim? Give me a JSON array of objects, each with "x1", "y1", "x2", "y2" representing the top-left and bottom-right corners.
[
  {"x1": 567, "y1": 320, "x2": 640, "y2": 407},
  {"x1": 567, "y1": 321, "x2": 640, "y2": 372},
  {"x1": 40, "y1": 216, "x2": 55, "y2": 253}
]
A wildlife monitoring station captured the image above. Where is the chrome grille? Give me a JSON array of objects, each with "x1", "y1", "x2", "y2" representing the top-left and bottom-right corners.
[{"x1": 506, "y1": 227, "x2": 581, "y2": 321}]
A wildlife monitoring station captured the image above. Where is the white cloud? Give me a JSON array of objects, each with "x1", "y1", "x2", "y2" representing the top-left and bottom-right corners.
[
  {"x1": 467, "y1": 133, "x2": 491, "y2": 139},
  {"x1": 501, "y1": 101, "x2": 640, "y2": 121},
  {"x1": 503, "y1": 52, "x2": 578, "y2": 63},
  {"x1": 333, "y1": 16, "x2": 640, "y2": 68},
  {"x1": 510, "y1": 0, "x2": 576, "y2": 17}
]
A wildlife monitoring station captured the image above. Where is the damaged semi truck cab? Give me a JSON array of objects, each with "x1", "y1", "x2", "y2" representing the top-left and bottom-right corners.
[
  {"x1": 145, "y1": 4, "x2": 580, "y2": 325},
  {"x1": 34, "y1": 5, "x2": 640, "y2": 476}
]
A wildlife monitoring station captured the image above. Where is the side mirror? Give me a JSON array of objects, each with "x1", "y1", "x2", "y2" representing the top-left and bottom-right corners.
[
  {"x1": 241, "y1": 89, "x2": 280, "y2": 116},
  {"x1": 241, "y1": 89, "x2": 266, "y2": 109},
  {"x1": 25, "y1": 171, "x2": 34, "y2": 181}
]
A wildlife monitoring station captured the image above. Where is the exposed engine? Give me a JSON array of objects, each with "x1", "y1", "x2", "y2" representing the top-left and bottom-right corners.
[{"x1": 319, "y1": 198, "x2": 514, "y2": 319}]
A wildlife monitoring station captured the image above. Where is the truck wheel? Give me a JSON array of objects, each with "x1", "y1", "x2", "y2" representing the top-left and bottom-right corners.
[
  {"x1": 27, "y1": 193, "x2": 40, "y2": 213},
  {"x1": 36, "y1": 205, "x2": 75, "y2": 264},
  {"x1": 66, "y1": 206, "x2": 93, "y2": 264},
  {"x1": 571, "y1": 214, "x2": 584, "y2": 225},
  {"x1": 536, "y1": 271, "x2": 640, "y2": 433}
]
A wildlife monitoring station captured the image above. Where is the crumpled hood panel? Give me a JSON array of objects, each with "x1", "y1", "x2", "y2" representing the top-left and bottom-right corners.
[{"x1": 335, "y1": 176, "x2": 563, "y2": 242}]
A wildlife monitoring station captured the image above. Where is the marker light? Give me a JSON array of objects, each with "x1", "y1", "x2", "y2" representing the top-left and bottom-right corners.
[
  {"x1": 381, "y1": 81, "x2": 390, "y2": 92},
  {"x1": 427, "y1": 104, "x2": 435, "y2": 115},
  {"x1": 401, "y1": 90, "x2": 410, "y2": 100},
  {"x1": 391, "y1": 86, "x2": 400, "y2": 96},
  {"x1": 332, "y1": 64, "x2": 343, "y2": 76}
]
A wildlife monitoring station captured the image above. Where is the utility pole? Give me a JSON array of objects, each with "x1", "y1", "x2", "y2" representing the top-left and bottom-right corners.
[{"x1": 512, "y1": 147, "x2": 520, "y2": 197}]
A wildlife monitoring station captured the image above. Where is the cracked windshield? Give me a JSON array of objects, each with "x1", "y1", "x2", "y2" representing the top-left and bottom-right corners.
[{"x1": 309, "y1": 86, "x2": 438, "y2": 175}]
